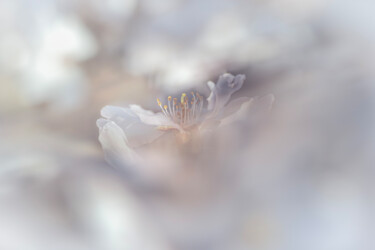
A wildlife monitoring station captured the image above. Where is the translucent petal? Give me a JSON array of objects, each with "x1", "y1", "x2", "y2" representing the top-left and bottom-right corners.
[
  {"x1": 217, "y1": 97, "x2": 253, "y2": 120},
  {"x1": 249, "y1": 94, "x2": 275, "y2": 114},
  {"x1": 207, "y1": 73, "x2": 246, "y2": 112},
  {"x1": 101, "y1": 105, "x2": 139, "y2": 130},
  {"x1": 220, "y1": 94, "x2": 275, "y2": 125},
  {"x1": 207, "y1": 81, "x2": 215, "y2": 91},
  {"x1": 129, "y1": 105, "x2": 181, "y2": 129},
  {"x1": 125, "y1": 122, "x2": 165, "y2": 148},
  {"x1": 97, "y1": 119, "x2": 138, "y2": 169},
  {"x1": 200, "y1": 97, "x2": 252, "y2": 131},
  {"x1": 99, "y1": 106, "x2": 165, "y2": 148},
  {"x1": 101, "y1": 105, "x2": 138, "y2": 119}
]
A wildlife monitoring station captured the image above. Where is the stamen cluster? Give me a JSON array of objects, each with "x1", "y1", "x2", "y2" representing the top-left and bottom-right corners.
[{"x1": 157, "y1": 92, "x2": 204, "y2": 128}]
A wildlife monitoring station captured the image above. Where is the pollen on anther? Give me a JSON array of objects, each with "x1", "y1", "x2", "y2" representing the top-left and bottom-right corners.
[
  {"x1": 157, "y1": 98, "x2": 162, "y2": 106},
  {"x1": 168, "y1": 96, "x2": 172, "y2": 101},
  {"x1": 164, "y1": 105, "x2": 168, "y2": 110},
  {"x1": 181, "y1": 93, "x2": 186, "y2": 104}
]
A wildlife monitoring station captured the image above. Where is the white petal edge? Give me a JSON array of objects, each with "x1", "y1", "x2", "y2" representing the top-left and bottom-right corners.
[
  {"x1": 200, "y1": 97, "x2": 253, "y2": 131},
  {"x1": 207, "y1": 73, "x2": 246, "y2": 113},
  {"x1": 101, "y1": 105, "x2": 138, "y2": 119},
  {"x1": 100, "y1": 105, "x2": 166, "y2": 148},
  {"x1": 129, "y1": 104, "x2": 181, "y2": 130},
  {"x1": 207, "y1": 81, "x2": 215, "y2": 91},
  {"x1": 97, "y1": 119, "x2": 139, "y2": 168},
  {"x1": 220, "y1": 94, "x2": 275, "y2": 126},
  {"x1": 216, "y1": 97, "x2": 253, "y2": 120}
]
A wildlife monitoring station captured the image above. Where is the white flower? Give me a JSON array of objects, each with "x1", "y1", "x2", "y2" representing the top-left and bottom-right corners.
[
  {"x1": 97, "y1": 73, "x2": 273, "y2": 179},
  {"x1": 96, "y1": 73, "x2": 274, "y2": 247}
]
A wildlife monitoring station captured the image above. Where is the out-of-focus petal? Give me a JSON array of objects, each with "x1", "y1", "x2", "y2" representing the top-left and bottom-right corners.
[
  {"x1": 97, "y1": 119, "x2": 138, "y2": 169},
  {"x1": 101, "y1": 105, "x2": 138, "y2": 119},
  {"x1": 101, "y1": 105, "x2": 139, "y2": 129},
  {"x1": 250, "y1": 94, "x2": 275, "y2": 113},
  {"x1": 216, "y1": 97, "x2": 253, "y2": 120},
  {"x1": 100, "y1": 105, "x2": 165, "y2": 148},
  {"x1": 200, "y1": 97, "x2": 252, "y2": 131},
  {"x1": 207, "y1": 81, "x2": 215, "y2": 91},
  {"x1": 125, "y1": 122, "x2": 165, "y2": 148},
  {"x1": 207, "y1": 73, "x2": 246, "y2": 112},
  {"x1": 130, "y1": 105, "x2": 181, "y2": 129},
  {"x1": 220, "y1": 94, "x2": 275, "y2": 125},
  {"x1": 198, "y1": 118, "x2": 222, "y2": 131}
]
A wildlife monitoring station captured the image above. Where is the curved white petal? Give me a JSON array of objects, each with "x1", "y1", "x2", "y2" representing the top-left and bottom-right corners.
[
  {"x1": 101, "y1": 105, "x2": 134, "y2": 117},
  {"x1": 217, "y1": 97, "x2": 253, "y2": 120},
  {"x1": 101, "y1": 105, "x2": 138, "y2": 119},
  {"x1": 207, "y1": 73, "x2": 246, "y2": 113},
  {"x1": 101, "y1": 105, "x2": 139, "y2": 130},
  {"x1": 207, "y1": 81, "x2": 215, "y2": 91},
  {"x1": 220, "y1": 94, "x2": 275, "y2": 126},
  {"x1": 247, "y1": 94, "x2": 275, "y2": 114},
  {"x1": 262, "y1": 94, "x2": 275, "y2": 110},
  {"x1": 100, "y1": 105, "x2": 166, "y2": 148},
  {"x1": 97, "y1": 119, "x2": 139, "y2": 168},
  {"x1": 200, "y1": 97, "x2": 253, "y2": 131},
  {"x1": 129, "y1": 105, "x2": 181, "y2": 129},
  {"x1": 125, "y1": 122, "x2": 165, "y2": 148}
]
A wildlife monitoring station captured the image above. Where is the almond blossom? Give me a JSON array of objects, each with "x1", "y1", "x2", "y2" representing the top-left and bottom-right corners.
[{"x1": 97, "y1": 73, "x2": 273, "y2": 175}]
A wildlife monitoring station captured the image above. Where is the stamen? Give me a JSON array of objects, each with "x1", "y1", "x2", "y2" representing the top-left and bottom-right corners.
[
  {"x1": 191, "y1": 92, "x2": 197, "y2": 120},
  {"x1": 168, "y1": 96, "x2": 173, "y2": 117},
  {"x1": 181, "y1": 93, "x2": 186, "y2": 104},
  {"x1": 157, "y1": 98, "x2": 168, "y2": 117},
  {"x1": 173, "y1": 98, "x2": 177, "y2": 116},
  {"x1": 157, "y1": 91, "x2": 205, "y2": 128},
  {"x1": 198, "y1": 95, "x2": 203, "y2": 117},
  {"x1": 184, "y1": 100, "x2": 188, "y2": 124}
]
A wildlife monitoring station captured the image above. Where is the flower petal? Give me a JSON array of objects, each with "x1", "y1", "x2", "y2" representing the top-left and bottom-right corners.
[
  {"x1": 207, "y1": 73, "x2": 246, "y2": 112},
  {"x1": 125, "y1": 122, "x2": 165, "y2": 148},
  {"x1": 207, "y1": 81, "x2": 215, "y2": 91},
  {"x1": 101, "y1": 105, "x2": 139, "y2": 129},
  {"x1": 217, "y1": 97, "x2": 253, "y2": 120},
  {"x1": 220, "y1": 94, "x2": 275, "y2": 125},
  {"x1": 101, "y1": 105, "x2": 138, "y2": 119},
  {"x1": 129, "y1": 105, "x2": 181, "y2": 129},
  {"x1": 200, "y1": 97, "x2": 253, "y2": 131},
  {"x1": 97, "y1": 119, "x2": 139, "y2": 168},
  {"x1": 100, "y1": 105, "x2": 165, "y2": 148},
  {"x1": 248, "y1": 94, "x2": 275, "y2": 114}
]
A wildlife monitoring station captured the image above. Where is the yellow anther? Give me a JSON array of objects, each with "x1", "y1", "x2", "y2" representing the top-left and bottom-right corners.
[
  {"x1": 164, "y1": 105, "x2": 168, "y2": 110},
  {"x1": 157, "y1": 98, "x2": 162, "y2": 106},
  {"x1": 168, "y1": 96, "x2": 172, "y2": 101},
  {"x1": 173, "y1": 98, "x2": 177, "y2": 104},
  {"x1": 181, "y1": 93, "x2": 186, "y2": 104}
]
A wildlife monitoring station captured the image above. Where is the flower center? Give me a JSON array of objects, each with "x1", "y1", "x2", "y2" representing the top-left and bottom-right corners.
[{"x1": 157, "y1": 92, "x2": 204, "y2": 128}]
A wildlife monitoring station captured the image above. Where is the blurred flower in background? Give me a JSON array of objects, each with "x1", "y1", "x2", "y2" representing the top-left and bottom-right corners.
[{"x1": 0, "y1": 0, "x2": 375, "y2": 250}]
